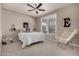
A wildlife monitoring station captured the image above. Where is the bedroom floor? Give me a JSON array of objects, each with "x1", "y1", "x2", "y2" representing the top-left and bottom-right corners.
[{"x1": 1, "y1": 39, "x2": 79, "y2": 56}]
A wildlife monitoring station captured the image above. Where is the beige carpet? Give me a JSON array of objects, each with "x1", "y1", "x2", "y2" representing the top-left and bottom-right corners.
[{"x1": 1, "y1": 39, "x2": 79, "y2": 56}]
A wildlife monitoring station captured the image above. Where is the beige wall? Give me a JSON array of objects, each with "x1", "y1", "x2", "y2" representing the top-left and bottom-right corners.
[
  {"x1": 0, "y1": 4, "x2": 2, "y2": 55},
  {"x1": 1, "y1": 4, "x2": 79, "y2": 42},
  {"x1": 36, "y1": 4, "x2": 79, "y2": 36},
  {"x1": 57, "y1": 4, "x2": 79, "y2": 36},
  {"x1": 2, "y1": 9, "x2": 36, "y2": 37},
  {"x1": 35, "y1": 18, "x2": 41, "y2": 32}
]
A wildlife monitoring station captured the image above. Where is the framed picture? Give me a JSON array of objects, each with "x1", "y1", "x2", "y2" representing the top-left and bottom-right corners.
[
  {"x1": 23, "y1": 22, "x2": 28, "y2": 28},
  {"x1": 64, "y1": 17, "x2": 71, "y2": 27}
]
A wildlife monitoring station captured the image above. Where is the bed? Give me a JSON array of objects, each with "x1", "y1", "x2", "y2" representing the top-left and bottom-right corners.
[{"x1": 18, "y1": 32, "x2": 45, "y2": 48}]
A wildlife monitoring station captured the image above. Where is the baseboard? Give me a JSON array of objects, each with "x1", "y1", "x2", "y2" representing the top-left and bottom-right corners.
[
  {"x1": 71, "y1": 44, "x2": 79, "y2": 48},
  {"x1": 47, "y1": 38, "x2": 79, "y2": 48}
]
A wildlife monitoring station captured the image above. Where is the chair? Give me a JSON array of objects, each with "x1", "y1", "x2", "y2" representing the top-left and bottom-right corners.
[{"x1": 56, "y1": 29, "x2": 78, "y2": 49}]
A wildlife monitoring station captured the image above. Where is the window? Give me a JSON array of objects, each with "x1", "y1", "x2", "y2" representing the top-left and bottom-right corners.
[{"x1": 41, "y1": 14, "x2": 57, "y2": 35}]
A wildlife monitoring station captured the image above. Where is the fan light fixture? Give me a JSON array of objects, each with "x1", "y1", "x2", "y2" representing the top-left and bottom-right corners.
[{"x1": 27, "y1": 3, "x2": 46, "y2": 14}]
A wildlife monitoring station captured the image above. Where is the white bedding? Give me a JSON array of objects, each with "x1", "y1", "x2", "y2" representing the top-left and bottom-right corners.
[{"x1": 18, "y1": 32, "x2": 45, "y2": 48}]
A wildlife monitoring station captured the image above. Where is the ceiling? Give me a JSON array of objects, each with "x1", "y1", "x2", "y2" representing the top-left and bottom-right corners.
[{"x1": 2, "y1": 3, "x2": 71, "y2": 17}]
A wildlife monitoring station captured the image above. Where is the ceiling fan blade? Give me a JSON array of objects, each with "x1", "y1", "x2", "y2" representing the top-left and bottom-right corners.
[
  {"x1": 28, "y1": 9, "x2": 35, "y2": 11},
  {"x1": 36, "y1": 3, "x2": 42, "y2": 9},
  {"x1": 38, "y1": 9, "x2": 45, "y2": 11},
  {"x1": 27, "y1": 4, "x2": 35, "y2": 9},
  {"x1": 36, "y1": 11, "x2": 38, "y2": 14}
]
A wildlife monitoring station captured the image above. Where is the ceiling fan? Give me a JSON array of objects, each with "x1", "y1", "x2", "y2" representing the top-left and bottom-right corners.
[{"x1": 27, "y1": 3, "x2": 46, "y2": 14}]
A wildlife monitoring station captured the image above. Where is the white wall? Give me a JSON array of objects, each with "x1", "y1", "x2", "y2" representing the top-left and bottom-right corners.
[
  {"x1": 0, "y1": 4, "x2": 2, "y2": 55},
  {"x1": 2, "y1": 9, "x2": 36, "y2": 37}
]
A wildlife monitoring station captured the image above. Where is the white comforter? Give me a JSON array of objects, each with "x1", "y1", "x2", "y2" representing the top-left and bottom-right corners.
[{"x1": 18, "y1": 32, "x2": 45, "y2": 48}]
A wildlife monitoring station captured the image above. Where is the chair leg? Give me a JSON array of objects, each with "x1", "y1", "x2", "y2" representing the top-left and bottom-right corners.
[
  {"x1": 63, "y1": 42, "x2": 69, "y2": 49},
  {"x1": 69, "y1": 41, "x2": 74, "y2": 49},
  {"x1": 57, "y1": 42, "x2": 60, "y2": 47},
  {"x1": 57, "y1": 42, "x2": 65, "y2": 49},
  {"x1": 57, "y1": 42, "x2": 69, "y2": 49},
  {"x1": 57, "y1": 42, "x2": 63, "y2": 48},
  {"x1": 57, "y1": 41, "x2": 74, "y2": 49}
]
